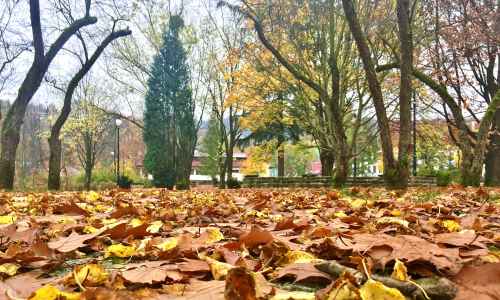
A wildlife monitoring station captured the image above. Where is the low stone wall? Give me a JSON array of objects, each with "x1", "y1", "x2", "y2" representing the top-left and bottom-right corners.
[{"x1": 242, "y1": 176, "x2": 437, "y2": 188}]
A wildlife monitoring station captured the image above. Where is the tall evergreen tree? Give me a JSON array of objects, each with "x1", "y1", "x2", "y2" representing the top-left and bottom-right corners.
[{"x1": 143, "y1": 15, "x2": 196, "y2": 188}]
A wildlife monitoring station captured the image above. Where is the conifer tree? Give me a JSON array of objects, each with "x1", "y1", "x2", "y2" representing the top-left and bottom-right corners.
[{"x1": 143, "y1": 15, "x2": 196, "y2": 188}]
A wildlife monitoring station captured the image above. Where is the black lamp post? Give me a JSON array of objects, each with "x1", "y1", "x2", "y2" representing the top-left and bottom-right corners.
[
  {"x1": 412, "y1": 92, "x2": 417, "y2": 176},
  {"x1": 115, "y1": 119, "x2": 122, "y2": 184}
]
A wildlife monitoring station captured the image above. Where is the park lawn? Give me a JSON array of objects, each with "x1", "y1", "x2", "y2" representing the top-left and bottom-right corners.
[{"x1": 0, "y1": 187, "x2": 498, "y2": 299}]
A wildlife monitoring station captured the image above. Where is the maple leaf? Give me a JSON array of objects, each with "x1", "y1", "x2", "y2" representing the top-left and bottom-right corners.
[
  {"x1": 121, "y1": 262, "x2": 183, "y2": 284},
  {"x1": 47, "y1": 229, "x2": 104, "y2": 253},
  {"x1": 239, "y1": 225, "x2": 274, "y2": 248},
  {"x1": 274, "y1": 263, "x2": 332, "y2": 284}
]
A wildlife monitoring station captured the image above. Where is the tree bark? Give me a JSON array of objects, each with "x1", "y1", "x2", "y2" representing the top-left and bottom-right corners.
[
  {"x1": 0, "y1": 0, "x2": 96, "y2": 189},
  {"x1": 485, "y1": 110, "x2": 500, "y2": 185},
  {"x1": 320, "y1": 148, "x2": 335, "y2": 177},
  {"x1": 341, "y1": 0, "x2": 398, "y2": 186},
  {"x1": 47, "y1": 29, "x2": 131, "y2": 190},
  {"x1": 396, "y1": 0, "x2": 413, "y2": 188},
  {"x1": 277, "y1": 143, "x2": 285, "y2": 177}
]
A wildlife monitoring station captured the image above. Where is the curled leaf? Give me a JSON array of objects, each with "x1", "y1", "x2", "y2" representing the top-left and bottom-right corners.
[
  {"x1": 359, "y1": 279, "x2": 405, "y2": 300},
  {"x1": 73, "y1": 264, "x2": 108, "y2": 286},
  {"x1": 391, "y1": 259, "x2": 409, "y2": 281}
]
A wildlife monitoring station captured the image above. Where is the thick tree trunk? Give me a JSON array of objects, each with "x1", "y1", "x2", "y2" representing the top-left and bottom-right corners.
[
  {"x1": 84, "y1": 165, "x2": 92, "y2": 191},
  {"x1": 461, "y1": 152, "x2": 481, "y2": 187},
  {"x1": 395, "y1": 0, "x2": 413, "y2": 188},
  {"x1": 0, "y1": 97, "x2": 31, "y2": 189},
  {"x1": 320, "y1": 148, "x2": 335, "y2": 177},
  {"x1": 485, "y1": 110, "x2": 500, "y2": 185},
  {"x1": 463, "y1": 90, "x2": 500, "y2": 186},
  {"x1": 334, "y1": 142, "x2": 349, "y2": 185},
  {"x1": 47, "y1": 137, "x2": 62, "y2": 190}
]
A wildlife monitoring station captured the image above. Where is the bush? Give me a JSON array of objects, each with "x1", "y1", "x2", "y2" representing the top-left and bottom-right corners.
[
  {"x1": 152, "y1": 172, "x2": 175, "y2": 189},
  {"x1": 117, "y1": 175, "x2": 133, "y2": 189},
  {"x1": 176, "y1": 178, "x2": 190, "y2": 190},
  {"x1": 226, "y1": 178, "x2": 241, "y2": 189},
  {"x1": 436, "y1": 170, "x2": 452, "y2": 187}
]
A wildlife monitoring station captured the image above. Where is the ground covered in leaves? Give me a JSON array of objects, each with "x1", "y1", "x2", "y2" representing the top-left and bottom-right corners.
[{"x1": 0, "y1": 186, "x2": 499, "y2": 300}]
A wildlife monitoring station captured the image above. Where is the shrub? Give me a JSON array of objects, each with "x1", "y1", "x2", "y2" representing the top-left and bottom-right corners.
[
  {"x1": 117, "y1": 175, "x2": 133, "y2": 189},
  {"x1": 152, "y1": 173, "x2": 175, "y2": 189},
  {"x1": 226, "y1": 178, "x2": 241, "y2": 189},
  {"x1": 176, "y1": 178, "x2": 190, "y2": 190},
  {"x1": 436, "y1": 170, "x2": 452, "y2": 187}
]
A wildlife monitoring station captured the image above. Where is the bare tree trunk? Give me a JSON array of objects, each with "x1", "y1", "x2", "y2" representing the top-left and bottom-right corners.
[
  {"x1": 485, "y1": 110, "x2": 500, "y2": 185},
  {"x1": 0, "y1": 0, "x2": 96, "y2": 189},
  {"x1": 48, "y1": 137, "x2": 62, "y2": 190},
  {"x1": 466, "y1": 91, "x2": 500, "y2": 186},
  {"x1": 320, "y1": 148, "x2": 335, "y2": 177},
  {"x1": 84, "y1": 165, "x2": 92, "y2": 190},
  {"x1": 277, "y1": 144, "x2": 285, "y2": 177},
  {"x1": 396, "y1": 0, "x2": 413, "y2": 188}
]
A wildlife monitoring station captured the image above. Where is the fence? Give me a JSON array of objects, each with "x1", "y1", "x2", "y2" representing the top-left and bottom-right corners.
[{"x1": 242, "y1": 176, "x2": 437, "y2": 188}]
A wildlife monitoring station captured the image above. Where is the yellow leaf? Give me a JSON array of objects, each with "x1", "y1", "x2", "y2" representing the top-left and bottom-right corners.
[
  {"x1": 146, "y1": 221, "x2": 163, "y2": 233},
  {"x1": 391, "y1": 259, "x2": 409, "y2": 281},
  {"x1": 326, "y1": 281, "x2": 360, "y2": 300},
  {"x1": 101, "y1": 218, "x2": 118, "y2": 225},
  {"x1": 29, "y1": 284, "x2": 80, "y2": 300},
  {"x1": 204, "y1": 227, "x2": 224, "y2": 244},
  {"x1": 155, "y1": 237, "x2": 178, "y2": 251},
  {"x1": 390, "y1": 210, "x2": 401, "y2": 217},
  {"x1": 129, "y1": 218, "x2": 143, "y2": 228},
  {"x1": 270, "y1": 291, "x2": 315, "y2": 300},
  {"x1": 0, "y1": 214, "x2": 16, "y2": 224},
  {"x1": 0, "y1": 263, "x2": 19, "y2": 276},
  {"x1": 360, "y1": 279, "x2": 405, "y2": 300},
  {"x1": 83, "y1": 225, "x2": 98, "y2": 234},
  {"x1": 350, "y1": 199, "x2": 367, "y2": 209},
  {"x1": 203, "y1": 256, "x2": 233, "y2": 280},
  {"x1": 442, "y1": 220, "x2": 461, "y2": 232},
  {"x1": 334, "y1": 211, "x2": 348, "y2": 218},
  {"x1": 105, "y1": 244, "x2": 136, "y2": 258},
  {"x1": 285, "y1": 250, "x2": 316, "y2": 264},
  {"x1": 86, "y1": 191, "x2": 101, "y2": 202},
  {"x1": 377, "y1": 217, "x2": 409, "y2": 228},
  {"x1": 74, "y1": 264, "x2": 108, "y2": 286}
]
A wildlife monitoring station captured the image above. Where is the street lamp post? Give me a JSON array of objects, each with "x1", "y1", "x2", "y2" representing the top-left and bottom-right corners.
[{"x1": 115, "y1": 119, "x2": 122, "y2": 184}]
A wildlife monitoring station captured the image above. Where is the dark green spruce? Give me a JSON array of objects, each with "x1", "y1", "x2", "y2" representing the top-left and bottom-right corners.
[{"x1": 143, "y1": 15, "x2": 196, "y2": 189}]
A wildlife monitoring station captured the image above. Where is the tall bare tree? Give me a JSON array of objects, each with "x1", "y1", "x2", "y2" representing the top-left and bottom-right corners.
[
  {"x1": 48, "y1": 22, "x2": 131, "y2": 190},
  {"x1": 0, "y1": 0, "x2": 97, "y2": 189},
  {"x1": 341, "y1": 0, "x2": 414, "y2": 187}
]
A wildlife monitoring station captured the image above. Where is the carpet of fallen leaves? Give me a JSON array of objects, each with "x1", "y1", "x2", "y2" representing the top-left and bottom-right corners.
[{"x1": 0, "y1": 186, "x2": 499, "y2": 300}]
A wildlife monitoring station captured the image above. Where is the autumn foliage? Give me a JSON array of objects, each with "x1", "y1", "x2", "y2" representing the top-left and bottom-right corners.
[{"x1": 0, "y1": 187, "x2": 498, "y2": 299}]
